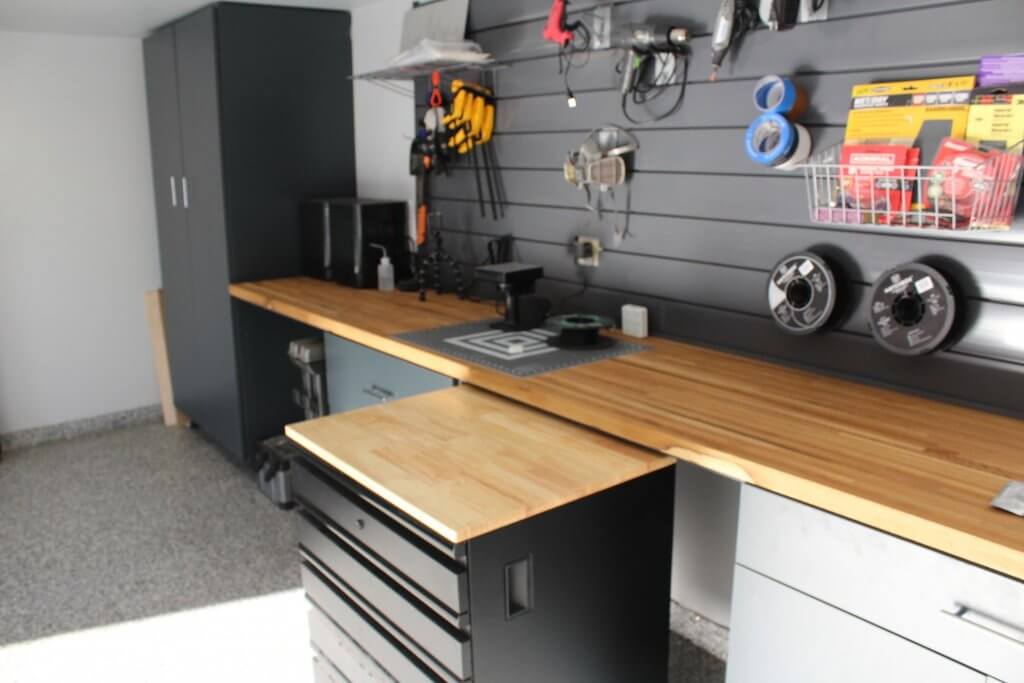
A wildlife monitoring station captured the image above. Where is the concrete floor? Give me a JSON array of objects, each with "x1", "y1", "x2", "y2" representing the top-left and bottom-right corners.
[{"x1": 0, "y1": 422, "x2": 725, "y2": 682}]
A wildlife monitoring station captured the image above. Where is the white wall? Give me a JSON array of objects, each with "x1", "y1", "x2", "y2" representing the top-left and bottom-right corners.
[
  {"x1": 0, "y1": 31, "x2": 161, "y2": 433},
  {"x1": 350, "y1": 0, "x2": 416, "y2": 222}
]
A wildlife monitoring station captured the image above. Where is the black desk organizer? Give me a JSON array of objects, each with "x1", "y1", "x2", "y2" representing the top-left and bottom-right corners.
[{"x1": 291, "y1": 453, "x2": 675, "y2": 683}]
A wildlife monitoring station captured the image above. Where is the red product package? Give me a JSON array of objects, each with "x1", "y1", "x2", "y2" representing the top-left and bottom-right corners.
[
  {"x1": 839, "y1": 144, "x2": 920, "y2": 224},
  {"x1": 926, "y1": 137, "x2": 998, "y2": 220}
]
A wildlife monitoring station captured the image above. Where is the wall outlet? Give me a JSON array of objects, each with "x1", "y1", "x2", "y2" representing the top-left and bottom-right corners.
[
  {"x1": 573, "y1": 236, "x2": 602, "y2": 267},
  {"x1": 589, "y1": 5, "x2": 614, "y2": 50}
]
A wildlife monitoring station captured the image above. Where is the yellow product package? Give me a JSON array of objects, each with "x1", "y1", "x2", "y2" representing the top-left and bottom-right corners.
[
  {"x1": 845, "y1": 76, "x2": 976, "y2": 160},
  {"x1": 966, "y1": 86, "x2": 1024, "y2": 153}
]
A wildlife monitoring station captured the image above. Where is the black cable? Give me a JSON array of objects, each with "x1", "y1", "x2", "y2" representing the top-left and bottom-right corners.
[
  {"x1": 558, "y1": 20, "x2": 591, "y2": 106},
  {"x1": 620, "y1": 50, "x2": 690, "y2": 125}
]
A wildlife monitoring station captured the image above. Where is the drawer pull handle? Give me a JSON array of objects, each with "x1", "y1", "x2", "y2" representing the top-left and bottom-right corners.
[
  {"x1": 355, "y1": 518, "x2": 365, "y2": 530},
  {"x1": 943, "y1": 603, "x2": 1024, "y2": 645},
  {"x1": 361, "y1": 385, "x2": 395, "y2": 402}
]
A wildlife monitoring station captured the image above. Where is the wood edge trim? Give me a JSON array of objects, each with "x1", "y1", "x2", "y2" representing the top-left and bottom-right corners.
[
  {"x1": 230, "y1": 284, "x2": 476, "y2": 381},
  {"x1": 285, "y1": 424, "x2": 463, "y2": 543},
  {"x1": 665, "y1": 446, "x2": 1024, "y2": 582}
]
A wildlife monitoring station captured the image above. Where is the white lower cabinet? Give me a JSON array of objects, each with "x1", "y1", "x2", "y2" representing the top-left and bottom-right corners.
[
  {"x1": 726, "y1": 566, "x2": 986, "y2": 683},
  {"x1": 727, "y1": 485, "x2": 1024, "y2": 683}
]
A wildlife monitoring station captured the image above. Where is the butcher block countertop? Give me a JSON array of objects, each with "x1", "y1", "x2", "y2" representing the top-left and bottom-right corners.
[
  {"x1": 231, "y1": 277, "x2": 1024, "y2": 580},
  {"x1": 286, "y1": 386, "x2": 674, "y2": 543}
]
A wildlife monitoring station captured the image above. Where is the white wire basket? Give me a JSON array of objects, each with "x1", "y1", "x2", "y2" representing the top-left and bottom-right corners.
[{"x1": 802, "y1": 143, "x2": 1023, "y2": 231}]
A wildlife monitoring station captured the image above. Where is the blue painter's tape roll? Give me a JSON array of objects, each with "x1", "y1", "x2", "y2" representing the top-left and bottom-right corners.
[
  {"x1": 745, "y1": 113, "x2": 796, "y2": 166},
  {"x1": 753, "y1": 75, "x2": 800, "y2": 114}
]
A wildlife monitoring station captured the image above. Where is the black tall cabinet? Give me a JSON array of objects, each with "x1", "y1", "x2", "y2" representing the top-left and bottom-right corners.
[{"x1": 143, "y1": 3, "x2": 355, "y2": 465}]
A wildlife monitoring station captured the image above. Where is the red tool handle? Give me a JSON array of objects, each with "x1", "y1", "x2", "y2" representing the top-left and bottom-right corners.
[
  {"x1": 542, "y1": 0, "x2": 574, "y2": 46},
  {"x1": 429, "y1": 70, "x2": 443, "y2": 108}
]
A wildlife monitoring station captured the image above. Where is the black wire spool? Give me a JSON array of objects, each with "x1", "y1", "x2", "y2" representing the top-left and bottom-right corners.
[
  {"x1": 868, "y1": 263, "x2": 958, "y2": 357},
  {"x1": 547, "y1": 313, "x2": 615, "y2": 349},
  {"x1": 767, "y1": 252, "x2": 839, "y2": 335}
]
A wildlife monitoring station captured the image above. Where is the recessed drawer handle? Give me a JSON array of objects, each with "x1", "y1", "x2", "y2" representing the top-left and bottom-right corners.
[{"x1": 943, "y1": 603, "x2": 1024, "y2": 645}]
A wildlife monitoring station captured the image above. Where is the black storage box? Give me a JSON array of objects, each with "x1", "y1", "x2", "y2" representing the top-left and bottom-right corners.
[{"x1": 300, "y1": 198, "x2": 410, "y2": 288}]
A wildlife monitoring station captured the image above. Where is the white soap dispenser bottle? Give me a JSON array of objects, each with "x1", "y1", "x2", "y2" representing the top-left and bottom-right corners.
[{"x1": 370, "y1": 243, "x2": 394, "y2": 292}]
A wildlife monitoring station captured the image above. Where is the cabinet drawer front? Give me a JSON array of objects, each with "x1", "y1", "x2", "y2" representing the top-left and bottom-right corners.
[
  {"x1": 325, "y1": 334, "x2": 452, "y2": 413},
  {"x1": 737, "y1": 485, "x2": 1024, "y2": 683},
  {"x1": 307, "y1": 589, "x2": 439, "y2": 683},
  {"x1": 312, "y1": 653, "x2": 353, "y2": 683},
  {"x1": 727, "y1": 566, "x2": 985, "y2": 683},
  {"x1": 299, "y1": 513, "x2": 472, "y2": 680},
  {"x1": 294, "y1": 456, "x2": 469, "y2": 614}
]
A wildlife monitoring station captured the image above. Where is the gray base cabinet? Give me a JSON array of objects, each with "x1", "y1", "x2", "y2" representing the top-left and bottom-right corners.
[
  {"x1": 728, "y1": 566, "x2": 985, "y2": 683},
  {"x1": 728, "y1": 485, "x2": 1024, "y2": 683},
  {"x1": 325, "y1": 334, "x2": 453, "y2": 414}
]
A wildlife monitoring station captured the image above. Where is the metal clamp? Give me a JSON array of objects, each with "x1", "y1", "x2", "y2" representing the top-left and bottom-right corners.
[{"x1": 943, "y1": 603, "x2": 1024, "y2": 645}]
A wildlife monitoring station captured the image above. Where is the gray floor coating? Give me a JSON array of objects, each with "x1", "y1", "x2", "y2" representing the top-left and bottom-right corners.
[{"x1": 0, "y1": 422, "x2": 725, "y2": 682}]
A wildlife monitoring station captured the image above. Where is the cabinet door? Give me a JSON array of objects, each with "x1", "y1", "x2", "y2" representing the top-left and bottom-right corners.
[
  {"x1": 174, "y1": 8, "x2": 244, "y2": 458},
  {"x1": 142, "y1": 26, "x2": 200, "y2": 417},
  {"x1": 726, "y1": 566, "x2": 986, "y2": 683},
  {"x1": 325, "y1": 335, "x2": 454, "y2": 414}
]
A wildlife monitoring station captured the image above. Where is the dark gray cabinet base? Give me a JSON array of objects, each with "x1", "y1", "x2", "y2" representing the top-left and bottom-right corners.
[{"x1": 293, "y1": 454, "x2": 675, "y2": 682}]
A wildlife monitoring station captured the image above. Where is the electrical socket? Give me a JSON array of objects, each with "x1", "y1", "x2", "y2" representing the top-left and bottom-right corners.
[
  {"x1": 573, "y1": 236, "x2": 602, "y2": 267},
  {"x1": 589, "y1": 5, "x2": 613, "y2": 50}
]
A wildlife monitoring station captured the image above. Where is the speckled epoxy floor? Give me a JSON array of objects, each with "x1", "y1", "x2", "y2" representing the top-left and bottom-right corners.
[
  {"x1": 0, "y1": 423, "x2": 299, "y2": 646},
  {"x1": 0, "y1": 423, "x2": 725, "y2": 682}
]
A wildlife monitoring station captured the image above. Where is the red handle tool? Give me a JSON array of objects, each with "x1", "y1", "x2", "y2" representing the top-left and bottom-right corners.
[{"x1": 542, "y1": 0, "x2": 574, "y2": 46}]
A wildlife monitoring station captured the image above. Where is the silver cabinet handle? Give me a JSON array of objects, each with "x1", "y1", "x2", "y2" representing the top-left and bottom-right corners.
[
  {"x1": 169, "y1": 176, "x2": 178, "y2": 207},
  {"x1": 361, "y1": 385, "x2": 395, "y2": 402},
  {"x1": 943, "y1": 603, "x2": 1024, "y2": 645},
  {"x1": 181, "y1": 176, "x2": 190, "y2": 209}
]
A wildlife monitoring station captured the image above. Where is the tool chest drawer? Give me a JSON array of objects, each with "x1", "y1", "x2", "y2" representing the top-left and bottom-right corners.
[
  {"x1": 303, "y1": 561, "x2": 464, "y2": 683},
  {"x1": 294, "y1": 456, "x2": 469, "y2": 615},
  {"x1": 299, "y1": 512, "x2": 473, "y2": 680},
  {"x1": 737, "y1": 485, "x2": 1024, "y2": 683},
  {"x1": 727, "y1": 566, "x2": 986, "y2": 683}
]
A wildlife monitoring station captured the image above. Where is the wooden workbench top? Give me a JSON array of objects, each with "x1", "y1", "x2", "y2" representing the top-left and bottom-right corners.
[
  {"x1": 286, "y1": 386, "x2": 674, "y2": 543},
  {"x1": 232, "y1": 277, "x2": 1024, "y2": 580}
]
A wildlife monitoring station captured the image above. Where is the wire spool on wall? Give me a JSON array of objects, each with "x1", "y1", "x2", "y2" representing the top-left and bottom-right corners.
[
  {"x1": 868, "y1": 263, "x2": 958, "y2": 356},
  {"x1": 767, "y1": 252, "x2": 839, "y2": 334}
]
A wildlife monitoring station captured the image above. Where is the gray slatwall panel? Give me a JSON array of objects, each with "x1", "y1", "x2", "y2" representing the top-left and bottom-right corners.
[
  {"x1": 431, "y1": 199, "x2": 1024, "y2": 305},
  {"x1": 468, "y1": 0, "x2": 980, "y2": 49},
  {"x1": 487, "y1": 128, "x2": 846, "y2": 175},
  {"x1": 442, "y1": 229, "x2": 1024, "y2": 364},
  {"x1": 474, "y1": 0, "x2": 1016, "y2": 76},
  {"x1": 487, "y1": 66, "x2": 970, "y2": 130},
  {"x1": 488, "y1": 54, "x2": 979, "y2": 102},
  {"x1": 432, "y1": 168, "x2": 1024, "y2": 235},
  {"x1": 423, "y1": 0, "x2": 1024, "y2": 415},
  {"x1": 419, "y1": 63, "x2": 984, "y2": 128}
]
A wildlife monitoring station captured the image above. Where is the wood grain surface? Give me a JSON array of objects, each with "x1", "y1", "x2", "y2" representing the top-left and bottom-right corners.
[
  {"x1": 233, "y1": 277, "x2": 1024, "y2": 579},
  {"x1": 286, "y1": 386, "x2": 674, "y2": 542}
]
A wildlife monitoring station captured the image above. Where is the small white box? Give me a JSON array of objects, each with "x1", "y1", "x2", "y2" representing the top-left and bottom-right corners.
[{"x1": 621, "y1": 304, "x2": 649, "y2": 338}]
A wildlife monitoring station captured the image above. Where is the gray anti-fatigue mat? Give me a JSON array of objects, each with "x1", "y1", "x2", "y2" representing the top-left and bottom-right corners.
[{"x1": 396, "y1": 319, "x2": 647, "y2": 377}]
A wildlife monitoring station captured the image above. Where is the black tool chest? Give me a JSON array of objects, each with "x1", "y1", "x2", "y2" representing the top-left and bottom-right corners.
[{"x1": 291, "y1": 453, "x2": 675, "y2": 683}]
